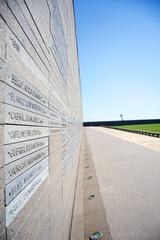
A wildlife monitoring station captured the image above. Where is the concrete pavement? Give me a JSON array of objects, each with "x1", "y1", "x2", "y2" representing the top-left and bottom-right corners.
[
  {"x1": 86, "y1": 127, "x2": 160, "y2": 240},
  {"x1": 96, "y1": 127, "x2": 160, "y2": 153},
  {"x1": 70, "y1": 132, "x2": 112, "y2": 240}
]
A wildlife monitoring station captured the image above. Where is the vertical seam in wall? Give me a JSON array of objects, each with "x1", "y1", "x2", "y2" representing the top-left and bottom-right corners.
[{"x1": 68, "y1": 139, "x2": 83, "y2": 240}]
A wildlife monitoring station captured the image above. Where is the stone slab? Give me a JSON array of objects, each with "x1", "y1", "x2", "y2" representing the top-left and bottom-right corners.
[
  {"x1": 6, "y1": 0, "x2": 51, "y2": 72},
  {"x1": 5, "y1": 146, "x2": 48, "y2": 183},
  {"x1": 6, "y1": 166, "x2": 49, "y2": 227},
  {"x1": 4, "y1": 137, "x2": 48, "y2": 164},
  {"x1": 0, "y1": 0, "x2": 49, "y2": 79},
  {"x1": 0, "y1": 59, "x2": 48, "y2": 107},
  {"x1": 0, "y1": 17, "x2": 51, "y2": 94},
  {"x1": 0, "y1": 0, "x2": 82, "y2": 238},
  {"x1": 0, "y1": 82, "x2": 48, "y2": 117},
  {"x1": 2, "y1": 104, "x2": 48, "y2": 126},
  {"x1": 5, "y1": 157, "x2": 48, "y2": 205},
  {"x1": 4, "y1": 125, "x2": 49, "y2": 144}
]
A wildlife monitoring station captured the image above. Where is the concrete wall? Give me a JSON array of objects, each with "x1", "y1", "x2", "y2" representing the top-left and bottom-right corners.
[{"x1": 0, "y1": 0, "x2": 82, "y2": 239}]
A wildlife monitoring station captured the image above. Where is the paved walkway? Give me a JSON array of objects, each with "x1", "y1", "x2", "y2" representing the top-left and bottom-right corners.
[
  {"x1": 86, "y1": 127, "x2": 160, "y2": 240},
  {"x1": 96, "y1": 127, "x2": 160, "y2": 153},
  {"x1": 70, "y1": 132, "x2": 112, "y2": 240}
]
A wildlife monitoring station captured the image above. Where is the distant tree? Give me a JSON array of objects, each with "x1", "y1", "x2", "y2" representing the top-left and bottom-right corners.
[{"x1": 120, "y1": 114, "x2": 124, "y2": 121}]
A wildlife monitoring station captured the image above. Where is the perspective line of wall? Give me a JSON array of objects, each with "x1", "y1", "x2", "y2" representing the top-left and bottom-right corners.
[{"x1": 0, "y1": 0, "x2": 83, "y2": 239}]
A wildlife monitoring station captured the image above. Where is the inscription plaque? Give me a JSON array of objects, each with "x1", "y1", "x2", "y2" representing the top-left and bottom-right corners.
[
  {"x1": 5, "y1": 157, "x2": 48, "y2": 205},
  {"x1": 4, "y1": 104, "x2": 48, "y2": 126},
  {"x1": 4, "y1": 125, "x2": 49, "y2": 144},
  {"x1": 4, "y1": 137, "x2": 48, "y2": 164},
  {"x1": 5, "y1": 147, "x2": 48, "y2": 183},
  {"x1": 3, "y1": 83, "x2": 47, "y2": 117},
  {"x1": 6, "y1": 167, "x2": 49, "y2": 227},
  {"x1": 0, "y1": 60, "x2": 48, "y2": 107}
]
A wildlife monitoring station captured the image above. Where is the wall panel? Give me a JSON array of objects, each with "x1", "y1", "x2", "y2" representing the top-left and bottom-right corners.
[{"x1": 0, "y1": 0, "x2": 82, "y2": 239}]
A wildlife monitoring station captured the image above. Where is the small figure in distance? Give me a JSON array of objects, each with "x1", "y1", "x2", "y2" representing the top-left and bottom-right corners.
[{"x1": 120, "y1": 113, "x2": 124, "y2": 121}]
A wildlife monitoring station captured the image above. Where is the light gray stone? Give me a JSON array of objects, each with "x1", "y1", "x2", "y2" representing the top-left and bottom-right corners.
[
  {"x1": 0, "y1": 0, "x2": 82, "y2": 239},
  {"x1": 4, "y1": 125, "x2": 49, "y2": 144},
  {"x1": 5, "y1": 157, "x2": 48, "y2": 205},
  {"x1": 0, "y1": 60, "x2": 48, "y2": 107},
  {"x1": 6, "y1": 167, "x2": 49, "y2": 227},
  {"x1": 4, "y1": 104, "x2": 49, "y2": 126},
  {"x1": 5, "y1": 147, "x2": 48, "y2": 183},
  {"x1": 1, "y1": 82, "x2": 48, "y2": 117},
  {"x1": 0, "y1": 0, "x2": 49, "y2": 79},
  {"x1": 4, "y1": 137, "x2": 48, "y2": 164}
]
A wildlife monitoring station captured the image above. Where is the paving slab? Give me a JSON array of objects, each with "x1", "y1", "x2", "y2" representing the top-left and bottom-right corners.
[
  {"x1": 86, "y1": 127, "x2": 160, "y2": 240},
  {"x1": 96, "y1": 127, "x2": 160, "y2": 153}
]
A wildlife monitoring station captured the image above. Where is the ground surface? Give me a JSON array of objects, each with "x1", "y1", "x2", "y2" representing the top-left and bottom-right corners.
[
  {"x1": 71, "y1": 132, "x2": 112, "y2": 240},
  {"x1": 86, "y1": 127, "x2": 160, "y2": 240},
  {"x1": 114, "y1": 123, "x2": 160, "y2": 133}
]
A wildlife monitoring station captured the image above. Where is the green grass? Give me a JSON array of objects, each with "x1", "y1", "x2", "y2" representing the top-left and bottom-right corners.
[{"x1": 114, "y1": 123, "x2": 160, "y2": 133}]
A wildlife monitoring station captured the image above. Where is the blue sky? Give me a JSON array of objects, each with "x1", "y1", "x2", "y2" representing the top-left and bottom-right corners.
[{"x1": 74, "y1": 0, "x2": 160, "y2": 121}]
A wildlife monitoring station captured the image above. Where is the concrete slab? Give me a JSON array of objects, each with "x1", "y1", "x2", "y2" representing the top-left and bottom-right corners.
[
  {"x1": 86, "y1": 127, "x2": 160, "y2": 240},
  {"x1": 96, "y1": 127, "x2": 160, "y2": 153}
]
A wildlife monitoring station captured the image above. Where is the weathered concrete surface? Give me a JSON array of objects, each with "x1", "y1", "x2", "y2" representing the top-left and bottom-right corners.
[
  {"x1": 96, "y1": 127, "x2": 160, "y2": 153},
  {"x1": 86, "y1": 127, "x2": 160, "y2": 240}
]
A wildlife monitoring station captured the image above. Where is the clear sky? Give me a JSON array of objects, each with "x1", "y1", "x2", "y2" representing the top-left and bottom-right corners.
[{"x1": 74, "y1": 0, "x2": 160, "y2": 121}]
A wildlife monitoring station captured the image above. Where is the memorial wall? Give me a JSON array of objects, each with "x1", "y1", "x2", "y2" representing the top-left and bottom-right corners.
[{"x1": 0, "y1": 0, "x2": 82, "y2": 239}]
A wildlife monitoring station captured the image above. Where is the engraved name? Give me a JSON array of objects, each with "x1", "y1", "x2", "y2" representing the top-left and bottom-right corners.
[
  {"x1": 8, "y1": 110, "x2": 44, "y2": 124},
  {"x1": 7, "y1": 89, "x2": 47, "y2": 116},
  {"x1": 8, "y1": 129, "x2": 41, "y2": 139},
  {"x1": 4, "y1": 126, "x2": 49, "y2": 144},
  {"x1": 10, "y1": 74, "x2": 47, "y2": 106},
  {"x1": 7, "y1": 140, "x2": 45, "y2": 158},
  {"x1": 5, "y1": 147, "x2": 48, "y2": 183},
  {"x1": 5, "y1": 157, "x2": 48, "y2": 205},
  {"x1": 9, "y1": 37, "x2": 20, "y2": 53},
  {"x1": 6, "y1": 167, "x2": 49, "y2": 227}
]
